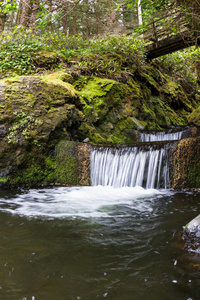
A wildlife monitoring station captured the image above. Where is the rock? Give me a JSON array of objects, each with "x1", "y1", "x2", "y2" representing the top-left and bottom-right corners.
[
  {"x1": 0, "y1": 125, "x2": 6, "y2": 137},
  {"x1": 83, "y1": 138, "x2": 89, "y2": 143},
  {"x1": 32, "y1": 51, "x2": 60, "y2": 68},
  {"x1": 131, "y1": 117, "x2": 145, "y2": 130},
  {"x1": 0, "y1": 68, "x2": 199, "y2": 187},
  {"x1": 169, "y1": 137, "x2": 200, "y2": 189},
  {"x1": 184, "y1": 214, "x2": 200, "y2": 237},
  {"x1": 0, "y1": 72, "x2": 84, "y2": 186},
  {"x1": 183, "y1": 214, "x2": 200, "y2": 254},
  {"x1": 188, "y1": 105, "x2": 200, "y2": 126}
]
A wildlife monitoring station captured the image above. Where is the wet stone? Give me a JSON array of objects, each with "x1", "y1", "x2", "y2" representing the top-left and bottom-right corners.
[
  {"x1": 0, "y1": 125, "x2": 7, "y2": 137},
  {"x1": 0, "y1": 92, "x2": 5, "y2": 105},
  {"x1": 183, "y1": 214, "x2": 200, "y2": 254}
]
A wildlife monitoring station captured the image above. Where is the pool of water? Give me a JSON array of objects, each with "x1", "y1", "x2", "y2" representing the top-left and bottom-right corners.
[{"x1": 0, "y1": 186, "x2": 199, "y2": 300}]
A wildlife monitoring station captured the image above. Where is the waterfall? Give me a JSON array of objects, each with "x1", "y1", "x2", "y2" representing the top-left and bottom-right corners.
[
  {"x1": 90, "y1": 129, "x2": 187, "y2": 189},
  {"x1": 139, "y1": 130, "x2": 184, "y2": 142},
  {"x1": 90, "y1": 146, "x2": 169, "y2": 189}
]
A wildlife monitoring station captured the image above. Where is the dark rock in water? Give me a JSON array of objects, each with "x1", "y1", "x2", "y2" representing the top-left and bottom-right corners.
[{"x1": 183, "y1": 215, "x2": 200, "y2": 254}]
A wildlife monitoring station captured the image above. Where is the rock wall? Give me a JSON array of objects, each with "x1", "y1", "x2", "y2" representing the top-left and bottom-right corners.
[
  {"x1": 169, "y1": 136, "x2": 200, "y2": 189},
  {"x1": 0, "y1": 73, "x2": 85, "y2": 186},
  {"x1": 0, "y1": 70, "x2": 199, "y2": 187},
  {"x1": 74, "y1": 72, "x2": 195, "y2": 144}
]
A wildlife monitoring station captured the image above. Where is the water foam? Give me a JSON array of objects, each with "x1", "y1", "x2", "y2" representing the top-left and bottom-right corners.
[{"x1": 0, "y1": 186, "x2": 166, "y2": 219}]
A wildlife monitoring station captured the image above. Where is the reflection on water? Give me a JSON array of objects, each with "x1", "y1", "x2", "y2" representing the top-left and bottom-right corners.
[{"x1": 0, "y1": 187, "x2": 199, "y2": 300}]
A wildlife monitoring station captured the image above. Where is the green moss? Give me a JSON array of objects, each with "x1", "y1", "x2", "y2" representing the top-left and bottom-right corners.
[
  {"x1": 43, "y1": 73, "x2": 78, "y2": 98},
  {"x1": 170, "y1": 138, "x2": 200, "y2": 189},
  {"x1": 8, "y1": 158, "x2": 49, "y2": 185},
  {"x1": 188, "y1": 106, "x2": 200, "y2": 126},
  {"x1": 58, "y1": 72, "x2": 73, "y2": 83},
  {"x1": 128, "y1": 80, "x2": 142, "y2": 100},
  {"x1": 117, "y1": 117, "x2": 137, "y2": 131},
  {"x1": 80, "y1": 77, "x2": 117, "y2": 99},
  {"x1": 0, "y1": 177, "x2": 8, "y2": 183},
  {"x1": 90, "y1": 132, "x2": 106, "y2": 144},
  {"x1": 163, "y1": 77, "x2": 179, "y2": 98},
  {"x1": 53, "y1": 141, "x2": 79, "y2": 185},
  {"x1": 32, "y1": 50, "x2": 59, "y2": 67},
  {"x1": 4, "y1": 76, "x2": 20, "y2": 83},
  {"x1": 107, "y1": 134, "x2": 124, "y2": 144},
  {"x1": 7, "y1": 141, "x2": 81, "y2": 186},
  {"x1": 142, "y1": 72, "x2": 160, "y2": 92}
]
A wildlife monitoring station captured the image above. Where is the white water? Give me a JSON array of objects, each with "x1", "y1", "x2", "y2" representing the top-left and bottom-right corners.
[
  {"x1": 139, "y1": 130, "x2": 184, "y2": 142},
  {"x1": 91, "y1": 147, "x2": 169, "y2": 189},
  {"x1": 0, "y1": 186, "x2": 166, "y2": 219}
]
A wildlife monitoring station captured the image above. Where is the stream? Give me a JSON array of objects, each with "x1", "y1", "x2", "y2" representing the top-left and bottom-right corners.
[
  {"x1": 0, "y1": 187, "x2": 199, "y2": 300},
  {"x1": 0, "y1": 128, "x2": 199, "y2": 300}
]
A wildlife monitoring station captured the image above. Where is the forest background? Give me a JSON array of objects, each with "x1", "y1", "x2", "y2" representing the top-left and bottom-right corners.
[{"x1": 0, "y1": 0, "x2": 200, "y2": 86}]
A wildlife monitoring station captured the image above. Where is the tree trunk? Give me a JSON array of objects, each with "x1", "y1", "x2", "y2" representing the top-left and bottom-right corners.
[
  {"x1": 15, "y1": 0, "x2": 23, "y2": 26},
  {"x1": 30, "y1": 0, "x2": 40, "y2": 32},
  {"x1": 72, "y1": 6, "x2": 77, "y2": 35},
  {"x1": 46, "y1": 0, "x2": 52, "y2": 31},
  {"x1": 8, "y1": 11, "x2": 15, "y2": 30},
  {"x1": 85, "y1": 0, "x2": 90, "y2": 38},
  {"x1": 137, "y1": 0, "x2": 143, "y2": 26},
  {"x1": 0, "y1": 12, "x2": 6, "y2": 33},
  {"x1": 62, "y1": 1, "x2": 68, "y2": 35},
  {"x1": 20, "y1": 0, "x2": 33, "y2": 28}
]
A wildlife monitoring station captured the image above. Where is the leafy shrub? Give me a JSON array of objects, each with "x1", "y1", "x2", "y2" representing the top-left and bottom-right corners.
[
  {"x1": 0, "y1": 30, "x2": 45, "y2": 76},
  {"x1": 154, "y1": 46, "x2": 200, "y2": 87},
  {"x1": 0, "y1": 30, "x2": 145, "y2": 77}
]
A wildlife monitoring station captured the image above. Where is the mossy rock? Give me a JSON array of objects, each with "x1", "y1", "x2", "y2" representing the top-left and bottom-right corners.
[
  {"x1": 169, "y1": 137, "x2": 200, "y2": 189},
  {"x1": 0, "y1": 73, "x2": 85, "y2": 185},
  {"x1": 7, "y1": 141, "x2": 91, "y2": 186},
  {"x1": 188, "y1": 106, "x2": 200, "y2": 126},
  {"x1": 32, "y1": 51, "x2": 60, "y2": 67}
]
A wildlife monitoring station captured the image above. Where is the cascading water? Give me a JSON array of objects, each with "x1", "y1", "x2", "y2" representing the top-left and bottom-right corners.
[
  {"x1": 90, "y1": 146, "x2": 169, "y2": 189},
  {"x1": 90, "y1": 128, "x2": 187, "y2": 189},
  {"x1": 0, "y1": 126, "x2": 199, "y2": 300},
  {"x1": 139, "y1": 129, "x2": 185, "y2": 142}
]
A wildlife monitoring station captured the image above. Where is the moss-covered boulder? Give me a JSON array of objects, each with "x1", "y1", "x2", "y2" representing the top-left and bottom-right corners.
[
  {"x1": 0, "y1": 72, "x2": 85, "y2": 185},
  {"x1": 188, "y1": 106, "x2": 200, "y2": 126},
  {"x1": 73, "y1": 72, "x2": 195, "y2": 144},
  {"x1": 6, "y1": 140, "x2": 91, "y2": 186},
  {"x1": 32, "y1": 50, "x2": 60, "y2": 68}
]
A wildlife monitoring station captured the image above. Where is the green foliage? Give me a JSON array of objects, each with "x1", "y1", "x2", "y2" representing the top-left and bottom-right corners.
[
  {"x1": 35, "y1": 32, "x2": 145, "y2": 59},
  {"x1": 0, "y1": 30, "x2": 44, "y2": 76},
  {"x1": 0, "y1": 0, "x2": 17, "y2": 13},
  {"x1": 154, "y1": 46, "x2": 200, "y2": 86},
  {"x1": 7, "y1": 110, "x2": 39, "y2": 145},
  {"x1": 0, "y1": 30, "x2": 145, "y2": 78},
  {"x1": 53, "y1": 141, "x2": 79, "y2": 185}
]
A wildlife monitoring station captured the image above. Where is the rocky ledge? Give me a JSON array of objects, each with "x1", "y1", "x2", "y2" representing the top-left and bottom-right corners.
[{"x1": 0, "y1": 70, "x2": 199, "y2": 187}]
